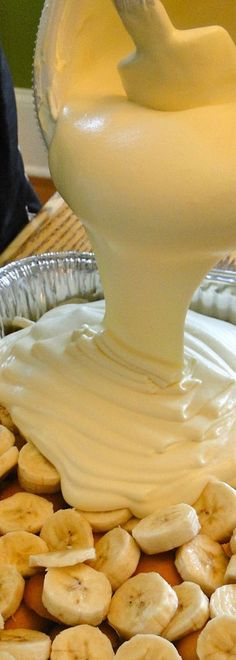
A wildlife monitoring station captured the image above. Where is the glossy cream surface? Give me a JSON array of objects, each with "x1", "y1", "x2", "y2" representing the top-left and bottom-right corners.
[
  {"x1": 0, "y1": 303, "x2": 236, "y2": 517},
  {"x1": 0, "y1": 0, "x2": 236, "y2": 515}
]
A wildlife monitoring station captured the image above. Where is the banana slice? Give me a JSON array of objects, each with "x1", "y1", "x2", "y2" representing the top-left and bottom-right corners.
[
  {"x1": 210, "y1": 584, "x2": 236, "y2": 618},
  {"x1": 17, "y1": 442, "x2": 60, "y2": 494},
  {"x1": 11, "y1": 316, "x2": 34, "y2": 330},
  {"x1": 132, "y1": 503, "x2": 200, "y2": 554},
  {"x1": 115, "y1": 634, "x2": 181, "y2": 659},
  {"x1": 224, "y1": 554, "x2": 236, "y2": 583},
  {"x1": 162, "y1": 581, "x2": 209, "y2": 642},
  {"x1": 0, "y1": 614, "x2": 4, "y2": 629},
  {"x1": 0, "y1": 530, "x2": 48, "y2": 577},
  {"x1": 29, "y1": 546, "x2": 96, "y2": 568},
  {"x1": 107, "y1": 572, "x2": 178, "y2": 639},
  {"x1": 76, "y1": 509, "x2": 132, "y2": 532},
  {"x1": 0, "y1": 493, "x2": 53, "y2": 534},
  {"x1": 222, "y1": 542, "x2": 232, "y2": 558},
  {"x1": 175, "y1": 533, "x2": 228, "y2": 596},
  {"x1": 42, "y1": 564, "x2": 112, "y2": 626},
  {"x1": 122, "y1": 517, "x2": 139, "y2": 533},
  {"x1": 230, "y1": 529, "x2": 236, "y2": 553},
  {"x1": 90, "y1": 527, "x2": 140, "y2": 591},
  {"x1": 0, "y1": 426, "x2": 15, "y2": 456},
  {"x1": 0, "y1": 629, "x2": 51, "y2": 660},
  {"x1": 40, "y1": 508, "x2": 94, "y2": 560},
  {"x1": 197, "y1": 615, "x2": 236, "y2": 658},
  {"x1": 0, "y1": 447, "x2": 19, "y2": 480},
  {"x1": 0, "y1": 564, "x2": 25, "y2": 620},
  {"x1": 50, "y1": 624, "x2": 114, "y2": 659},
  {"x1": 0, "y1": 406, "x2": 16, "y2": 432},
  {"x1": 194, "y1": 480, "x2": 236, "y2": 542}
]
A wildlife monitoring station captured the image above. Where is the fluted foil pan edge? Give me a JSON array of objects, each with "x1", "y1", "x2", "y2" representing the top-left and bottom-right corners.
[
  {"x1": 0, "y1": 252, "x2": 235, "y2": 337},
  {"x1": 190, "y1": 267, "x2": 236, "y2": 325},
  {"x1": 0, "y1": 252, "x2": 103, "y2": 337}
]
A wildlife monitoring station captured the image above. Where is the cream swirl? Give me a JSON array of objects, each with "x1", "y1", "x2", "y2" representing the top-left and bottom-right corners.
[{"x1": 0, "y1": 303, "x2": 235, "y2": 517}]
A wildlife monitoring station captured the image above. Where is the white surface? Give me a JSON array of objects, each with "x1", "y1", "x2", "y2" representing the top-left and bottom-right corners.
[{"x1": 15, "y1": 87, "x2": 50, "y2": 178}]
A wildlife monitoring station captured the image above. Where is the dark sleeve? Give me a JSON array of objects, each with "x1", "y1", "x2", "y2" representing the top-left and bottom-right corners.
[{"x1": 0, "y1": 44, "x2": 41, "y2": 253}]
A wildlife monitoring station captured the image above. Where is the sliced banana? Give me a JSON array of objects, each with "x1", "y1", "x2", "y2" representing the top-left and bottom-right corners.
[
  {"x1": 76, "y1": 509, "x2": 132, "y2": 532},
  {"x1": 29, "y1": 546, "x2": 96, "y2": 568},
  {"x1": 0, "y1": 492, "x2": 53, "y2": 534},
  {"x1": 108, "y1": 572, "x2": 178, "y2": 639},
  {"x1": 132, "y1": 503, "x2": 200, "y2": 554},
  {"x1": 42, "y1": 563, "x2": 112, "y2": 626},
  {"x1": 0, "y1": 447, "x2": 19, "y2": 480},
  {"x1": 90, "y1": 527, "x2": 140, "y2": 591},
  {"x1": 224, "y1": 554, "x2": 236, "y2": 583},
  {"x1": 222, "y1": 542, "x2": 232, "y2": 558},
  {"x1": 0, "y1": 629, "x2": 51, "y2": 660},
  {"x1": 40, "y1": 508, "x2": 94, "y2": 557},
  {"x1": 197, "y1": 615, "x2": 236, "y2": 658},
  {"x1": 17, "y1": 442, "x2": 60, "y2": 494},
  {"x1": 0, "y1": 564, "x2": 25, "y2": 620},
  {"x1": 115, "y1": 634, "x2": 181, "y2": 659},
  {"x1": 230, "y1": 529, "x2": 236, "y2": 554},
  {"x1": 11, "y1": 316, "x2": 34, "y2": 330},
  {"x1": 0, "y1": 426, "x2": 15, "y2": 456},
  {"x1": 162, "y1": 581, "x2": 209, "y2": 642},
  {"x1": 121, "y1": 517, "x2": 139, "y2": 533},
  {"x1": 175, "y1": 533, "x2": 228, "y2": 596},
  {"x1": 0, "y1": 406, "x2": 16, "y2": 432},
  {"x1": 0, "y1": 530, "x2": 48, "y2": 577},
  {"x1": 210, "y1": 584, "x2": 236, "y2": 618},
  {"x1": 194, "y1": 480, "x2": 236, "y2": 542},
  {"x1": 50, "y1": 624, "x2": 114, "y2": 659},
  {"x1": 0, "y1": 614, "x2": 4, "y2": 629}
]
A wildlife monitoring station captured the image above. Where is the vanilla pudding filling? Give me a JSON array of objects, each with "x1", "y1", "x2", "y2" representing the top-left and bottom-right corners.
[{"x1": 1, "y1": 0, "x2": 236, "y2": 516}]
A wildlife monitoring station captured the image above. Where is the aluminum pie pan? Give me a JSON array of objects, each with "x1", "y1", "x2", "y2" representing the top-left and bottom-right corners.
[
  {"x1": 0, "y1": 252, "x2": 103, "y2": 337},
  {"x1": 190, "y1": 267, "x2": 236, "y2": 325},
  {"x1": 0, "y1": 251, "x2": 235, "y2": 338}
]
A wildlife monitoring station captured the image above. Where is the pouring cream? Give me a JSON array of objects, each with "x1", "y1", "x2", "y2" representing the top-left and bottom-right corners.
[{"x1": 0, "y1": 0, "x2": 236, "y2": 516}]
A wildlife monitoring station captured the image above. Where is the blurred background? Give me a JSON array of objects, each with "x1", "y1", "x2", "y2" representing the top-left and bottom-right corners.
[{"x1": 0, "y1": 0, "x2": 55, "y2": 203}]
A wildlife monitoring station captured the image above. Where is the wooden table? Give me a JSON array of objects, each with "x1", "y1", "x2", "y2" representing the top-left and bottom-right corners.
[{"x1": 0, "y1": 193, "x2": 91, "y2": 266}]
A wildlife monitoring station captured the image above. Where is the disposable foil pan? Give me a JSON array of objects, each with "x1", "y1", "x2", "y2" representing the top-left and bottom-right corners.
[
  {"x1": 0, "y1": 252, "x2": 235, "y2": 338},
  {"x1": 190, "y1": 267, "x2": 236, "y2": 325},
  {"x1": 0, "y1": 252, "x2": 103, "y2": 337}
]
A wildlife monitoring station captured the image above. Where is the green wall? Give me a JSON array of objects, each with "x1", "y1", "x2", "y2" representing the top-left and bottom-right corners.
[{"x1": 0, "y1": 0, "x2": 45, "y2": 88}]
